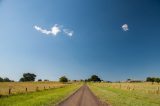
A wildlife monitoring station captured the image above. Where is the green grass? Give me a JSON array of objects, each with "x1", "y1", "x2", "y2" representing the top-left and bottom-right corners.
[
  {"x1": 0, "y1": 83, "x2": 81, "y2": 106},
  {"x1": 89, "y1": 83, "x2": 160, "y2": 106}
]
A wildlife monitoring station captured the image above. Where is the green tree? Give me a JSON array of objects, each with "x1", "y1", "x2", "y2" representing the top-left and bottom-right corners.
[
  {"x1": 38, "y1": 79, "x2": 42, "y2": 82},
  {"x1": 146, "y1": 77, "x2": 152, "y2": 82},
  {"x1": 3, "y1": 77, "x2": 11, "y2": 82},
  {"x1": 88, "y1": 75, "x2": 101, "y2": 82},
  {"x1": 155, "y1": 78, "x2": 160, "y2": 83},
  {"x1": 59, "y1": 76, "x2": 68, "y2": 82},
  {"x1": 0, "y1": 77, "x2": 3, "y2": 82},
  {"x1": 146, "y1": 77, "x2": 156, "y2": 84},
  {"x1": 19, "y1": 73, "x2": 36, "y2": 82},
  {"x1": 19, "y1": 77, "x2": 25, "y2": 82},
  {"x1": 44, "y1": 79, "x2": 49, "y2": 81}
]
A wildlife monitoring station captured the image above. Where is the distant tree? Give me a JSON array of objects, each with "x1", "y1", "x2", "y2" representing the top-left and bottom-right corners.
[
  {"x1": 146, "y1": 77, "x2": 156, "y2": 84},
  {"x1": 19, "y1": 77, "x2": 25, "y2": 82},
  {"x1": 73, "y1": 80, "x2": 77, "y2": 82},
  {"x1": 127, "y1": 79, "x2": 132, "y2": 82},
  {"x1": 84, "y1": 79, "x2": 88, "y2": 82},
  {"x1": 59, "y1": 76, "x2": 68, "y2": 82},
  {"x1": 19, "y1": 73, "x2": 36, "y2": 82},
  {"x1": 87, "y1": 78, "x2": 90, "y2": 82},
  {"x1": 38, "y1": 79, "x2": 42, "y2": 82},
  {"x1": 44, "y1": 79, "x2": 49, "y2": 81},
  {"x1": 88, "y1": 75, "x2": 101, "y2": 82},
  {"x1": 0, "y1": 77, "x2": 3, "y2": 82},
  {"x1": 3, "y1": 77, "x2": 11, "y2": 82},
  {"x1": 80, "y1": 79, "x2": 84, "y2": 82},
  {"x1": 151, "y1": 77, "x2": 156, "y2": 83},
  {"x1": 155, "y1": 78, "x2": 160, "y2": 84},
  {"x1": 146, "y1": 77, "x2": 152, "y2": 82}
]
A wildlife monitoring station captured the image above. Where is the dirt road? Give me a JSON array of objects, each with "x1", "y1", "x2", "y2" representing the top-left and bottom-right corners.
[{"x1": 58, "y1": 85, "x2": 107, "y2": 106}]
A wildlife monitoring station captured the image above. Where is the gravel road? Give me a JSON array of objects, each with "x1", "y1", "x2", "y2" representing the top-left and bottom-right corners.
[{"x1": 58, "y1": 85, "x2": 107, "y2": 106}]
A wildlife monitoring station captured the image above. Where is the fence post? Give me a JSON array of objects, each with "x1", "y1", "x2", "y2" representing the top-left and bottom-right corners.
[
  {"x1": 44, "y1": 86, "x2": 45, "y2": 90},
  {"x1": 26, "y1": 87, "x2": 28, "y2": 92},
  {"x1": 9, "y1": 88, "x2": 11, "y2": 95},
  {"x1": 36, "y1": 86, "x2": 39, "y2": 91},
  {"x1": 157, "y1": 87, "x2": 159, "y2": 94},
  {"x1": 133, "y1": 85, "x2": 135, "y2": 90}
]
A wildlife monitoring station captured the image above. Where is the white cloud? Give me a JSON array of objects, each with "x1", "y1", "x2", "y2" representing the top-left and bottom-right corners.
[
  {"x1": 34, "y1": 24, "x2": 73, "y2": 37},
  {"x1": 121, "y1": 24, "x2": 129, "y2": 31},
  {"x1": 63, "y1": 29, "x2": 74, "y2": 37},
  {"x1": 34, "y1": 25, "x2": 51, "y2": 35},
  {"x1": 51, "y1": 24, "x2": 61, "y2": 35}
]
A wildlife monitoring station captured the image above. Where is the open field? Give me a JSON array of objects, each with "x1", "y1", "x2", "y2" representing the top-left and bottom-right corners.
[
  {"x1": 1, "y1": 82, "x2": 160, "y2": 106},
  {"x1": 0, "y1": 82, "x2": 68, "y2": 96},
  {"x1": 89, "y1": 82, "x2": 160, "y2": 106},
  {"x1": 0, "y1": 82, "x2": 81, "y2": 106}
]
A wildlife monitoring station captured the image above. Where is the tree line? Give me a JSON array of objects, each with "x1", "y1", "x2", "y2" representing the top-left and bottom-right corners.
[
  {"x1": 146, "y1": 77, "x2": 160, "y2": 83},
  {"x1": 59, "y1": 75, "x2": 102, "y2": 82},
  {"x1": 0, "y1": 77, "x2": 13, "y2": 82},
  {"x1": 1, "y1": 73, "x2": 160, "y2": 83},
  {"x1": 0, "y1": 73, "x2": 102, "y2": 82}
]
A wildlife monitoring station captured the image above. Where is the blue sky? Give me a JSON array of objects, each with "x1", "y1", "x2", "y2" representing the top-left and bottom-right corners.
[{"x1": 0, "y1": 0, "x2": 160, "y2": 81}]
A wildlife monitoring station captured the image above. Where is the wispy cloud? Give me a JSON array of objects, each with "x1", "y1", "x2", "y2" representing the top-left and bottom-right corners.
[
  {"x1": 121, "y1": 24, "x2": 129, "y2": 31},
  {"x1": 34, "y1": 25, "x2": 51, "y2": 35},
  {"x1": 34, "y1": 24, "x2": 74, "y2": 37},
  {"x1": 63, "y1": 29, "x2": 74, "y2": 37}
]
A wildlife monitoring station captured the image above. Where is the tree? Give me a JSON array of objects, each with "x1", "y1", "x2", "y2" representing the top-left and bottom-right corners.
[
  {"x1": 80, "y1": 79, "x2": 84, "y2": 82},
  {"x1": 127, "y1": 79, "x2": 132, "y2": 82},
  {"x1": 155, "y1": 78, "x2": 160, "y2": 84},
  {"x1": 3, "y1": 77, "x2": 11, "y2": 82},
  {"x1": 59, "y1": 76, "x2": 68, "y2": 82},
  {"x1": 44, "y1": 79, "x2": 49, "y2": 81},
  {"x1": 19, "y1": 77, "x2": 25, "y2": 82},
  {"x1": 146, "y1": 77, "x2": 156, "y2": 84},
  {"x1": 88, "y1": 75, "x2": 101, "y2": 82},
  {"x1": 19, "y1": 73, "x2": 36, "y2": 82},
  {"x1": 146, "y1": 77, "x2": 152, "y2": 82},
  {"x1": 38, "y1": 79, "x2": 42, "y2": 82},
  {"x1": 0, "y1": 77, "x2": 3, "y2": 82}
]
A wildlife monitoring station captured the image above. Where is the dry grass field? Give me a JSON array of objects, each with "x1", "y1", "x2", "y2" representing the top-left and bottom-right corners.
[
  {"x1": 0, "y1": 81, "x2": 67, "y2": 96},
  {"x1": 95, "y1": 82, "x2": 160, "y2": 94},
  {"x1": 89, "y1": 82, "x2": 160, "y2": 106},
  {"x1": 0, "y1": 82, "x2": 81, "y2": 106}
]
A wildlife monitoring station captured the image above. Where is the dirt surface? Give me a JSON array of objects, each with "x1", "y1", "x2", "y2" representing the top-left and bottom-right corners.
[{"x1": 58, "y1": 85, "x2": 107, "y2": 106}]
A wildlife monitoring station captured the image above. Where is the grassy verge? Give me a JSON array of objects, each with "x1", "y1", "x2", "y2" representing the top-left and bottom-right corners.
[
  {"x1": 89, "y1": 83, "x2": 160, "y2": 106},
  {"x1": 0, "y1": 83, "x2": 81, "y2": 106}
]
